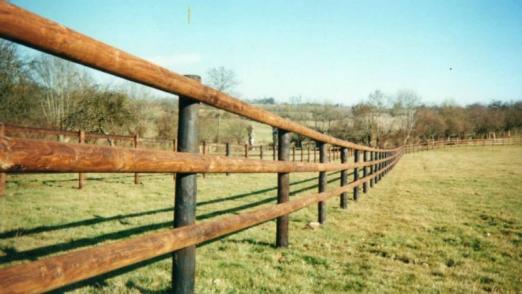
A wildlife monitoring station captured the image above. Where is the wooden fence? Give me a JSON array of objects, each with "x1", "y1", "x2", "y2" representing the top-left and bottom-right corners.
[
  {"x1": 0, "y1": 3, "x2": 402, "y2": 293},
  {"x1": 403, "y1": 137, "x2": 522, "y2": 154}
]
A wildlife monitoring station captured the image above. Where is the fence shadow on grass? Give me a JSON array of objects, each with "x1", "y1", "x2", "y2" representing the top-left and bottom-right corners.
[
  {"x1": 0, "y1": 173, "x2": 346, "y2": 265},
  {"x1": 0, "y1": 172, "x2": 346, "y2": 239}
]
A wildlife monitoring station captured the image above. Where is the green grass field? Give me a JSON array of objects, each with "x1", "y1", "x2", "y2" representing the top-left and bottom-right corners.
[{"x1": 1, "y1": 146, "x2": 521, "y2": 293}]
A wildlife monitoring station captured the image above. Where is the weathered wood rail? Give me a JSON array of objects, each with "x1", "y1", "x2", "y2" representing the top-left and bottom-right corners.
[{"x1": 0, "y1": 2, "x2": 402, "y2": 293}]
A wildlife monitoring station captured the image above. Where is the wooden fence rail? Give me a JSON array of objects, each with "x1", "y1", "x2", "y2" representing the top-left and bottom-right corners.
[{"x1": 0, "y1": 2, "x2": 401, "y2": 293}]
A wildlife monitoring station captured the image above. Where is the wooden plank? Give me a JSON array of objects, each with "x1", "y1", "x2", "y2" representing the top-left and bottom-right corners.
[{"x1": 0, "y1": 137, "x2": 400, "y2": 174}]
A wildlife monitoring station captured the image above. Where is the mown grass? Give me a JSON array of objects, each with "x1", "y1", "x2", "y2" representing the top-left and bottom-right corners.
[{"x1": 0, "y1": 145, "x2": 521, "y2": 293}]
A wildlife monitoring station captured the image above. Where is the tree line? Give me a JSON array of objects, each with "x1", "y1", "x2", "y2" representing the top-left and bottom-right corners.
[{"x1": 1, "y1": 40, "x2": 521, "y2": 147}]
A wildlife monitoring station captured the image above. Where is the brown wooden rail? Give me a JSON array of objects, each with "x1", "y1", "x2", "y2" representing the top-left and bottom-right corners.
[
  {"x1": 0, "y1": 137, "x2": 398, "y2": 174},
  {"x1": 0, "y1": 2, "x2": 403, "y2": 293}
]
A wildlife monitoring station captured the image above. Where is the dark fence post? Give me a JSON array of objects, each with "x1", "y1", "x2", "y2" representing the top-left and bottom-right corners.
[
  {"x1": 259, "y1": 145, "x2": 263, "y2": 160},
  {"x1": 292, "y1": 146, "x2": 296, "y2": 161},
  {"x1": 202, "y1": 141, "x2": 207, "y2": 178},
  {"x1": 276, "y1": 129, "x2": 290, "y2": 247},
  {"x1": 226, "y1": 143, "x2": 231, "y2": 176},
  {"x1": 370, "y1": 151, "x2": 374, "y2": 188},
  {"x1": 173, "y1": 74, "x2": 201, "y2": 294},
  {"x1": 378, "y1": 152, "x2": 383, "y2": 182},
  {"x1": 363, "y1": 151, "x2": 368, "y2": 194},
  {"x1": 340, "y1": 147, "x2": 348, "y2": 209},
  {"x1": 353, "y1": 149, "x2": 360, "y2": 201},
  {"x1": 318, "y1": 142, "x2": 328, "y2": 224},
  {"x1": 272, "y1": 143, "x2": 276, "y2": 160},
  {"x1": 244, "y1": 143, "x2": 248, "y2": 158},
  {"x1": 134, "y1": 134, "x2": 140, "y2": 184},
  {"x1": 300, "y1": 146, "x2": 303, "y2": 162},
  {"x1": 307, "y1": 146, "x2": 311, "y2": 162},
  {"x1": 78, "y1": 130, "x2": 85, "y2": 189},
  {"x1": 0, "y1": 123, "x2": 5, "y2": 197}
]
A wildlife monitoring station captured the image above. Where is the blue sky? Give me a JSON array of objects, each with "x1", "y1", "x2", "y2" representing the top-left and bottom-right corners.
[{"x1": 10, "y1": 0, "x2": 522, "y2": 105}]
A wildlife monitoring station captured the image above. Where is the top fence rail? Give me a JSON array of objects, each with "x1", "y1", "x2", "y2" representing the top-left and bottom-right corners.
[{"x1": 0, "y1": 2, "x2": 394, "y2": 153}]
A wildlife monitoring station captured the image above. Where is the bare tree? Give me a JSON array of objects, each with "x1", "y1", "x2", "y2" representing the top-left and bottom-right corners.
[
  {"x1": 392, "y1": 89, "x2": 420, "y2": 144},
  {"x1": 31, "y1": 54, "x2": 92, "y2": 129},
  {"x1": 205, "y1": 66, "x2": 239, "y2": 142}
]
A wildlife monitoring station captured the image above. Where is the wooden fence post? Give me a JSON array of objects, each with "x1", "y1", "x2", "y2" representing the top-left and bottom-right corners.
[
  {"x1": 259, "y1": 145, "x2": 263, "y2": 160},
  {"x1": 377, "y1": 152, "x2": 382, "y2": 182},
  {"x1": 318, "y1": 142, "x2": 328, "y2": 224},
  {"x1": 276, "y1": 129, "x2": 290, "y2": 247},
  {"x1": 244, "y1": 143, "x2": 248, "y2": 158},
  {"x1": 363, "y1": 151, "x2": 368, "y2": 194},
  {"x1": 370, "y1": 151, "x2": 374, "y2": 188},
  {"x1": 134, "y1": 134, "x2": 140, "y2": 184},
  {"x1": 292, "y1": 146, "x2": 296, "y2": 161},
  {"x1": 78, "y1": 130, "x2": 85, "y2": 189},
  {"x1": 300, "y1": 146, "x2": 303, "y2": 162},
  {"x1": 353, "y1": 149, "x2": 360, "y2": 201},
  {"x1": 340, "y1": 147, "x2": 348, "y2": 209},
  {"x1": 202, "y1": 141, "x2": 207, "y2": 178},
  {"x1": 272, "y1": 143, "x2": 276, "y2": 160},
  {"x1": 314, "y1": 146, "x2": 317, "y2": 162},
  {"x1": 0, "y1": 123, "x2": 5, "y2": 197},
  {"x1": 173, "y1": 75, "x2": 200, "y2": 294},
  {"x1": 307, "y1": 146, "x2": 311, "y2": 162},
  {"x1": 226, "y1": 143, "x2": 231, "y2": 176}
]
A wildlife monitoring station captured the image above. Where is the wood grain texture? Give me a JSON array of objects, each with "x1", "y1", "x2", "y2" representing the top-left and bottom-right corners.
[{"x1": 0, "y1": 137, "x2": 401, "y2": 174}]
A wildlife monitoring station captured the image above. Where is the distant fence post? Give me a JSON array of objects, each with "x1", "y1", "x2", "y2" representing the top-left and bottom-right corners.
[
  {"x1": 78, "y1": 130, "x2": 85, "y2": 189},
  {"x1": 377, "y1": 152, "x2": 383, "y2": 182},
  {"x1": 173, "y1": 74, "x2": 201, "y2": 294},
  {"x1": 202, "y1": 141, "x2": 207, "y2": 178},
  {"x1": 370, "y1": 151, "x2": 374, "y2": 188},
  {"x1": 259, "y1": 145, "x2": 263, "y2": 160},
  {"x1": 0, "y1": 123, "x2": 5, "y2": 197},
  {"x1": 272, "y1": 143, "x2": 276, "y2": 160},
  {"x1": 276, "y1": 129, "x2": 290, "y2": 247},
  {"x1": 363, "y1": 151, "x2": 368, "y2": 194},
  {"x1": 353, "y1": 149, "x2": 360, "y2": 201},
  {"x1": 340, "y1": 147, "x2": 348, "y2": 208},
  {"x1": 226, "y1": 142, "x2": 231, "y2": 176},
  {"x1": 318, "y1": 142, "x2": 328, "y2": 224},
  {"x1": 292, "y1": 145, "x2": 296, "y2": 161},
  {"x1": 244, "y1": 143, "x2": 248, "y2": 158},
  {"x1": 134, "y1": 134, "x2": 140, "y2": 184},
  {"x1": 300, "y1": 146, "x2": 303, "y2": 162},
  {"x1": 307, "y1": 145, "x2": 311, "y2": 162}
]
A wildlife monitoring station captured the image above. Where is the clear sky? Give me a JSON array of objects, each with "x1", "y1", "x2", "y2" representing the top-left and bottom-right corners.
[{"x1": 10, "y1": 0, "x2": 522, "y2": 105}]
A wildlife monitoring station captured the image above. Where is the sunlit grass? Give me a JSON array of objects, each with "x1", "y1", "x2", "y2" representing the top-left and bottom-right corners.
[{"x1": 0, "y1": 145, "x2": 521, "y2": 293}]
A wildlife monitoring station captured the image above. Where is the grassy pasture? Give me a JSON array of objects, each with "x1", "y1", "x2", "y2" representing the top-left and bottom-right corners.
[{"x1": 0, "y1": 146, "x2": 521, "y2": 293}]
